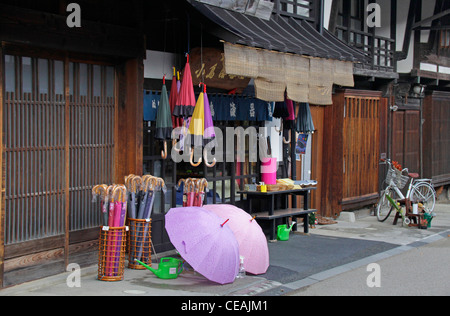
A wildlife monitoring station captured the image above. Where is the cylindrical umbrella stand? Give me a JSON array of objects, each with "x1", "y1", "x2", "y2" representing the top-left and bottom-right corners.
[
  {"x1": 98, "y1": 226, "x2": 128, "y2": 282},
  {"x1": 127, "y1": 218, "x2": 152, "y2": 269}
]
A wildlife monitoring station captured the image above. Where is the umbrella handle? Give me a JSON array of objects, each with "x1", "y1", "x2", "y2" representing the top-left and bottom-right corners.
[
  {"x1": 283, "y1": 130, "x2": 291, "y2": 144},
  {"x1": 203, "y1": 149, "x2": 216, "y2": 168},
  {"x1": 161, "y1": 141, "x2": 168, "y2": 159},
  {"x1": 172, "y1": 138, "x2": 182, "y2": 153},
  {"x1": 190, "y1": 148, "x2": 202, "y2": 167},
  {"x1": 275, "y1": 120, "x2": 283, "y2": 133}
]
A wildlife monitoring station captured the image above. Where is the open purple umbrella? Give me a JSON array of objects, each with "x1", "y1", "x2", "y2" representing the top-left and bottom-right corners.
[
  {"x1": 203, "y1": 204, "x2": 269, "y2": 275},
  {"x1": 165, "y1": 206, "x2": 240, "y2": 284}
]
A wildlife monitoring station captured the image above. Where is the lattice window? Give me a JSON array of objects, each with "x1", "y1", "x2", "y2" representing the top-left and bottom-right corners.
[{"x1": 277, "y1": 0, "x2": 314, "y2": 19}]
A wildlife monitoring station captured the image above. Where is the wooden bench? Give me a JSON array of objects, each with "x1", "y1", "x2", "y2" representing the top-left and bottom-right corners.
[{"x1": 255, "y1": 208, "x2": 317, "y2": 240}]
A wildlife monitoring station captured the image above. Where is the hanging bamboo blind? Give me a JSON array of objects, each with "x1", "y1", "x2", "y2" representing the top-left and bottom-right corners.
[{"x1": 224, "y1": 42, "x2": 355, "y2": 105}]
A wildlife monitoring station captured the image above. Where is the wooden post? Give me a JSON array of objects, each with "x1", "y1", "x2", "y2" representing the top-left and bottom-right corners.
[
  {"x1": 115, "y1": 58, "x2": 144, "y2": 183},
  {"x1": 0, "y1": 44, "x2": 5, "y2": 288},
  {"x1": 64, "y1": 55, "x2": 70, "y2": 269}
]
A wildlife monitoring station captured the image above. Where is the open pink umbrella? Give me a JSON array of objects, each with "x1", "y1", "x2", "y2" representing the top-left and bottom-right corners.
[
  {"x1": 165, "y1": 206, "x2": 240, "y2": 284},
  {"x1": 203, "y1": 204, "x2": 269, "y2": 275}
]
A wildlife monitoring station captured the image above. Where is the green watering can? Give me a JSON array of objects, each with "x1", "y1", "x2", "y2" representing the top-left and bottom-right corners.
[
  {"x1": 277, "y1": 222, "x2": 296, "y2": 241},
  {"x1": 135, "y1": 257, "x2": 183, "y2": 279}
]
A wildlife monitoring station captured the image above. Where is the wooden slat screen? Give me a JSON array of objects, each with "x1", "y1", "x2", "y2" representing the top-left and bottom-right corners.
[
  {"x1": 3, "y1": 55, "x2": 115, "y2": 245},
  {"x1": 69, "y1": 63, "x2": 115, "y2": 231},
  {"x1": 342, "y1": 96, "x2": 380, "y2": 201}
]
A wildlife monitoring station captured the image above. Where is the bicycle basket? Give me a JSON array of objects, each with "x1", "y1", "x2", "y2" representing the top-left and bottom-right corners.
[{"x1": 386, "y1": 168, "x2": 409, "y2": 189}]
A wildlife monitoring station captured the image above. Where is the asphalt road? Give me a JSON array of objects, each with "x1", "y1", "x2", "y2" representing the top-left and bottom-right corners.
[{"x1": 288, "y1": 236, "x2": 450, "y2": 296}]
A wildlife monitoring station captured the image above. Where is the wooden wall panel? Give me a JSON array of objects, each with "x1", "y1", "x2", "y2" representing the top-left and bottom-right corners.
[{"x1": 423, "y1": 91, "x2": 450, "y2": 186}]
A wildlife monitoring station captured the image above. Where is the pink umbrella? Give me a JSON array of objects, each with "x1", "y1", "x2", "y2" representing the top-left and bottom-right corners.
[
  {"x1": 203, "y1": 204, "x2": 269, "y2": 275},
  {"x1": 165, "y1": 207, "x2": 240, "y2": 284},
  {"x1": 173, "y1": 54, "x2": 196, "y2": 119},
  {"x1": 169, "y1": 67, "x2": 183, "y2": 129}
]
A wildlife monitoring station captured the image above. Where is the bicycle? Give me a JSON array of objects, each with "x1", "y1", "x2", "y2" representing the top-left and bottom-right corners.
[{"x1": 376, "y1": 158, "x2": 436, "y2": 224}]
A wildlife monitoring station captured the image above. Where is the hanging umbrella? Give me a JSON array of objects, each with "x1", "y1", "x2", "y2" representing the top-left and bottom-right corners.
[
  {"x1": 155, "y1": 76, "x2": 173, "y2": 159},
  {"x1": 165, "y1": 206, "x2": 240, "y2": 284},
  {"x1": 170, "y1": 67, "x2": 183, "y2": 129},
  {"x1": 188, "y1": 84, "x2": 216, "y2": 167},
  {"x1": 173, "y1": 54, "x2": 196, "y2": 118},
  {"x1": 296, "y1": 103, "x2": 315, "y2": 134},
  {"x1": 203, "y1": 204, "x2": 269, "y2": 275},
  {"x1": 274, "y1": 93, "x2": 295, "y2": 144}
]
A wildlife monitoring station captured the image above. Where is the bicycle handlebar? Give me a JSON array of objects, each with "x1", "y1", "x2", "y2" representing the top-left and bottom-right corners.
[{"x1": 380, "y1": 158, "x2": 409, "y2": 174}]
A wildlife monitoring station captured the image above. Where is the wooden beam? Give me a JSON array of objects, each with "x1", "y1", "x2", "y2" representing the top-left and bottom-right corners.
[
  {"x1": 397, "y1": 0, "x2": 419, "y2": 60},
  {"x1": 412, "y1": 8, "x2": 450, "y2": 29}
]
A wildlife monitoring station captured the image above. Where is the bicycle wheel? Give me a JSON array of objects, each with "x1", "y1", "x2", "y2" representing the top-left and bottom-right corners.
[
  {"x1": 410, "y1": 182, "x2": 436, "y2": 214},
  {"x1": 376, "y1": 187, "x2": 397, "y2": 222}
]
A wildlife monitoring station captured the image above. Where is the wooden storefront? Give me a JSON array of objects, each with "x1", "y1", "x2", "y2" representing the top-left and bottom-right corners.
[
  {"x1": 0, "y1": 2, "x2": 145, "y2": 288},
  {"x1": 423, "y1": 91, "x2": 450, "y2": 187},
  {"x1": 320, "y1": 89, "x2": 382, "y2": 218}
]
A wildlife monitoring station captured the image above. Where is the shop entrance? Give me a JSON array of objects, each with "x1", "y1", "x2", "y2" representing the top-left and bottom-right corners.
[{"x1": 143, "y1": 118, "x2": 262, "y2": 253}]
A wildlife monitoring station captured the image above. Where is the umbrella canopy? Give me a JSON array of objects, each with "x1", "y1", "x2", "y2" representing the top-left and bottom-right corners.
[
  {"x1": 155, "y1": 77, "x2": 173, "y2": 141},
  {"x1": 188, "y1": 84, "x2": 217, "y2": 167},
  {"x1": 203, "y1": 204, "x2": 269, "y2": 275},
  {"x1": 202, "y1": 88, "x2": 216, "y2": 142},
  {"x1": 188, "y1": 88, "x2": 206, "y2": 147},
  {"x1": 170, "y1": 68, "x2": 183, "y2": 129},
  {"x1": 165, "y1": 206, "x2": 240, "y2": 284},
  {"x1": 173, "y1": 54, "x2": 196, "y2": 118},
  {"x1": 156, "y1": 77, "x2": 173, "y2": 159},
  {"x1": 296, "y1": 103, "x2": 315, "y2": 134}
]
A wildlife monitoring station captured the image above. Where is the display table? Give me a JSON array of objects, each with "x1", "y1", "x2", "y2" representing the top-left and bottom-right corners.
[{"x1": 238, "y1": 187, "x2": 317, "y2": 240}]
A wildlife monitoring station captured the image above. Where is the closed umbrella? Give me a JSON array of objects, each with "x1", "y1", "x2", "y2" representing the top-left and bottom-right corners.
[
  {"x1": 165, "y1": 206, "x2": 240, "y2": 284},
  {"x1": 155, "y1": 76, "x2": 173, "y2": 159},
  {"x1": 173, "y1": 54, "x2": 196, "y2": 118},
  {"x1": 296, "y1": 103, "x2": 315, "y2": 134},
  {"x1": 92, "y1": 184, "x2": 109, "y2": 226},
  {"x1": 188, "y1": 84, "x2": 216, "y2": 167},
  {"x1": 274, "y1": 93, "x2": 296, "y2": 144},
  {"x1": 170, "y1": 68, "x2": 183, "y2": 129},
  {"x1": 203, "y1": 204, "x2": 269, "y2": 275}
]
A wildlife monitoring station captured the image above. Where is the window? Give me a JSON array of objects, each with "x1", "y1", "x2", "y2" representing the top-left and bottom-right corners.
[
  {"x1": 277, "y1": 0, "x2": 314, "y2": 19},
  {"x1": 440, "y1": 30, "x2": 450, "y2": 49}
]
